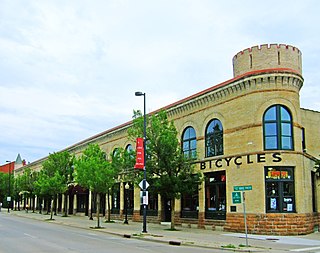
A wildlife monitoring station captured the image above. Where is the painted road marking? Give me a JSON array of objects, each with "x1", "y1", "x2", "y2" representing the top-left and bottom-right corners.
[{"x1": 290, "y1": 246, "x2": 320, "y2": 252}]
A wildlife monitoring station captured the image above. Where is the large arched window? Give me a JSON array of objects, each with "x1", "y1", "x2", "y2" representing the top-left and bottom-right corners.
[
  {"x1": 205, "y1": 119, "x2": 223, "y2": 157},
  {"x1": 263, "y1": 105, "x2": 293, "y2": 150},
  {"x1": 182, "y1": 126, "x2": 197, "y2": 159},
  {"x1": 125, "y1": 144, "x2": 133, "y2": 153}
]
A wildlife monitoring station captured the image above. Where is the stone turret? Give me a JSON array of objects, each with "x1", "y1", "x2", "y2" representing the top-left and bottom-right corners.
[{"x1": 232, "y1": 44, "x2": 302, "y2": 78}]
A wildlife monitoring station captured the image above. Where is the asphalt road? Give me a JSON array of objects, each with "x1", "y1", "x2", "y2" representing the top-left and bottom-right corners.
[{"x1": 0, "y1": 214, "x2": 226, "y2": 253}]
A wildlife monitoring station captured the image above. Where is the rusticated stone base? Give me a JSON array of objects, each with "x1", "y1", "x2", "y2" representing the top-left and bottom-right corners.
[{"x1": 224, "y1": 213, "x2": 320, "y2": 235}]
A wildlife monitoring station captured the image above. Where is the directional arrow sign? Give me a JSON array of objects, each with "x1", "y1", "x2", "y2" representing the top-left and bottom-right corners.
[{"x1": 139, "y1": 180, "x2": 149, "y2": 190}]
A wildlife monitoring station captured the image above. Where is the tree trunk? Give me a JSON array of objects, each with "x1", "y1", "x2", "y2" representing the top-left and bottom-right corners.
[
  {"x1": 170, "y1": 198, "x2": 175, "y2": 230},
  {"x1": 47, "y1": 199, "x2": 50, "y2": 214},
  {"x1": 96, "y1": 193, "x2": 100, "y2": 228},
  {"x1": 50, "y1": 198, "x2": 54, "y2": 220},
  {"x1": 107, "y1": 189, "x2": 111, "y2": 222},
  {"x1": 63, "y1": 192, "x2": 68, "y2": 217},
  {"x1": 32, "y1": 195, "x2": 35, "y2": 213}
]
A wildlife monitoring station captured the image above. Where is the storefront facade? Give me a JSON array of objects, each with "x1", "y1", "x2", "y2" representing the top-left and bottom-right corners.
[{"x1": 16, "y1": 44, "x2": 320, "y2": 235}]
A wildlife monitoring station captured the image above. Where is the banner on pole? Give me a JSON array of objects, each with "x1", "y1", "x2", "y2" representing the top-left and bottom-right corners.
[{"x1": 134, "y1": 137, "x2": 144, "y2": 169}]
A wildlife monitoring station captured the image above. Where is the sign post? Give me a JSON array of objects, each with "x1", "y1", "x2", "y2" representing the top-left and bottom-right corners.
[
  {"x1": 233, "y1": 185, "x2": 252, "y2": 247},
  {"x1": 243, "y1": 192, "x2": 248, "y2": 247}
]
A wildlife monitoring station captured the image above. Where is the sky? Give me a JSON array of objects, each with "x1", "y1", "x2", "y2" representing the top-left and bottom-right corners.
[{"x1": 1, "y1": 0, "x2": 320, "y2": 165}]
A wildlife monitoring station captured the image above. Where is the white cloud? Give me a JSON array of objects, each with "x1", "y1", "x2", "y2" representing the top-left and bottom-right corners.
[{"x1": 1, "y1": 0, "x2": 320, "y2": 163}]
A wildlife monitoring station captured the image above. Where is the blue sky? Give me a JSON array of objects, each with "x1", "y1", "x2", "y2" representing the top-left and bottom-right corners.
[{"x1": 1, "y1": 0, "x2": 320, "y2": 164}]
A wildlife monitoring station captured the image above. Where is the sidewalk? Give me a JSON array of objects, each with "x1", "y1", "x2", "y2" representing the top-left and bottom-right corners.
[{"x1": 4, "y1": 210, "x2": 320, "y2": 252}]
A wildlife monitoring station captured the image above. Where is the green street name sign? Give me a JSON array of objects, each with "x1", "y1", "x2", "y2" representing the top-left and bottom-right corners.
[
  {"x1": 232, "y1": 192, "x2": 242, "y2": 204},
  {"x1": 233, "y1": 185, "x2": 252, "y2": 191}
]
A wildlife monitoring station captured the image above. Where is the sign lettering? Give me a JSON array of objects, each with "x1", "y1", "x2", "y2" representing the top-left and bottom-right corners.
[
  {"x1": 134, "y1": 137, "x2": 144, "y2": 170},
  {"x1": 200, "y1": 152, "x2": 282, "y2": 170}
]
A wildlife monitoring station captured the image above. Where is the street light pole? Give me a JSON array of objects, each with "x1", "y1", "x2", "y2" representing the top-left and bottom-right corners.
[
  {"x1": 6, "y1": 161, "x2": 11, "y2": 213},
  {"x1": 124, "y1": 182, "x2": 129, "y2": 224},
  {"x1": 135, "y1": 91, "x2": 147, "y2": 233}
]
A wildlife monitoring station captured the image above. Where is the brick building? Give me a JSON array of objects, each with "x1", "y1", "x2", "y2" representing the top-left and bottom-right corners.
[{"x1": 16, "y1": 44, "x2": 320, "y2": 235}]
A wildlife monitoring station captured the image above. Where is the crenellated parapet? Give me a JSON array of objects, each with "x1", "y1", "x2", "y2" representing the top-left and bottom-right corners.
[{"x1": 232, "y1": 44, "x2": 302, "y2": 77}]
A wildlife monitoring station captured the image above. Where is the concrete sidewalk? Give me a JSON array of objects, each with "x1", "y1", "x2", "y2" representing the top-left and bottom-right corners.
[{"x1": 4, "y1": 210, "x2": 320, "y2": 252}]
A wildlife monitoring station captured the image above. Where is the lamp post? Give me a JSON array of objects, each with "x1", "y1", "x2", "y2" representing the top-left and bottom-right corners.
[
  {"x1": 135, "y1": 91, "x2": 147, "y2": 233},
  {"x1": 6, "y1": 161, "x2": 11, "y2": 213},
  {"x1": 124, "y1": 182, "x2": 129, "y2": 224}
]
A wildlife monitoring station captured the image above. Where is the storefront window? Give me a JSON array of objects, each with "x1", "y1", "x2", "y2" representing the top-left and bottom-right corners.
[
  {"x1": 140, "y1": 190, "x2": 158, "y2": 216},
  {"x1": 265, "y1": 167, "x2": 295, "y2": 213},
  {"x1": 205, "y1": 119, "x2": 223, "y2": 157},
  {"x1": 181, "y1": 189, "x2": 199, "y2": 218},
  {"x1": 205, "y1": 171, "x2": 226, "y2": 220}
]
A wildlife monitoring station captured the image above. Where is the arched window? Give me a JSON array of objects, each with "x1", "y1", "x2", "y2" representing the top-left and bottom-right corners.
[
  {"x1": 263, "y1": 105, "x2": 293, "y2": 150},
  {"x1": 125, "y1": 144, "x2": 135, "y2": 160},
  {"x1": 113, "y1": 148, "x2": 119, "y2": 158},
  {"x1": 182, "y1": 126, "x2": 197, "y2": 159},
  {"x1": 205, "y1": 119, "x2": 223, "y2": 157},
  {"x1": 126, "y1": 144, "x2": 133, "y2": 153}
]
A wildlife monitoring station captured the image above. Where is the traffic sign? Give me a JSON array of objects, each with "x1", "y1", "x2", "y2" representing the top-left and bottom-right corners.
[
  {"x1": 139, "y1": 180, "x2": 149, "y2": 190},
  {"x1": 232, "y1": 192, "x2": 242, "y2": 204},
  {"x1": 233, "y1": 185, "x2": 252, "y2": 191}
]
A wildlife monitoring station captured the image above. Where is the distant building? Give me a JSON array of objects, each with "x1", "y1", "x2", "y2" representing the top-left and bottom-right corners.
[
  {"x1": 0, "y1": 154, "x2": 26, "y2": 174},
  {"x1": 16, "y1": 44, "x2": 320, "y2": 235}
]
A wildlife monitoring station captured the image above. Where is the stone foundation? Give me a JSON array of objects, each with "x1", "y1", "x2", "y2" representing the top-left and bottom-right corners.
[{"x1": 224, "y1": 213, "x2": 320, "y2": 235}]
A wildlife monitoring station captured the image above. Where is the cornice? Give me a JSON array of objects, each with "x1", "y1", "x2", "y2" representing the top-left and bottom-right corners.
[{"x1": 167, "y1": 71, "x2": 303, "y2": 117}]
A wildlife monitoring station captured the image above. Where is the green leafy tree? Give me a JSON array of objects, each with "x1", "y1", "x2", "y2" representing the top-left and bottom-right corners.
[
  {"x1": 35, "y1": 155, "x2": 68, "y2": 220},
  {"x1": 108, "y1": 147, "x2": 135, "y2": 222},
  {"x1": 40, "y1": 151, "x2": 74, "y2": 216},
  {"x1": 0, "y1": 172, "x2": 7, "y2": 205},
  {"x1": 128, "y1": 110, "x2": 201, "y2": 229},
  {"x1": 74, "y1": 144, "x2": 120, "y2": 227},
  {"x1": 13, "y1": 174, "x2": 24, "y2": 211},
  {"x1": 0, "y1": 172, "x2": 14, "y2": 209},
  {"x1": 19, "y1": 168, "x2": 38, "y2": 212}
]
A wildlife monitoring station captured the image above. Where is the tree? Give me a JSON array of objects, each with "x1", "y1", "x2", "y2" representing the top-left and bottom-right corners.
[
  {"x1": 128, "y1": 110, "x2": 202, "y2": 230},
  {"x1": 18, "y1": 168, "x2": 38, "y2": 212},
  {"x1": 108, "y1": 147, "x2": 135, "y2": 222},
  {"x1": 35, "y1": 155, "x2": 68, "y2": 220},
  {"x1": 0, "y1": 172, "x2": 14, "y2": 208},
  {"x1": 40, "y1": 151, "x2": 74, "y2": 216},
  {"x1": 74, "y1": 144, "x2": 120, "y2": 228}
]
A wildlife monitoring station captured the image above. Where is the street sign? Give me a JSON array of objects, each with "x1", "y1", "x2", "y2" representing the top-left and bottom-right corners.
[
  {"x1": 139, "y1": 180, "x2": 149, "y2": 190},
  {"x1": 233, "y1": 185, "x2": 252, "y2": 191},
  {"x1": 140, "y1": 191, "x2": 149, "y2": 205},
  {"x1": 232, "y1": 192, "x2": 242, "y2": 204}
]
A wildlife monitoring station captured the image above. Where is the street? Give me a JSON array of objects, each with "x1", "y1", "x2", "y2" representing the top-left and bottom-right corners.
[{"x1": 0, "y1": 214, "x2": 224, "y2": 253}]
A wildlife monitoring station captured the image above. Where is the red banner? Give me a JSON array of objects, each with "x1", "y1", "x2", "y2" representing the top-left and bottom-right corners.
[{"x1": 134, "y1": 137, "x2": 144, "y2": 170}]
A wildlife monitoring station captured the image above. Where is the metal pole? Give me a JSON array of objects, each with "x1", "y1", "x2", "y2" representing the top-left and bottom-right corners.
[
  {"x1": 142, "y1": 93, "x2": 147, "y2": 233},
  {"x1": 6, "y1": 161, "x2": 11, "y2": 213},
  {"x1": 135, "y1": 91, "x2": 147, "y2": 233},
  {"x1": 124, "y1": 183, "x2": 129, "y2": 224},
  {"x1": 243, "y1": 192, "x2": 248, "y2": 247}
]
